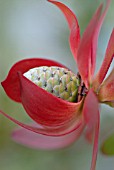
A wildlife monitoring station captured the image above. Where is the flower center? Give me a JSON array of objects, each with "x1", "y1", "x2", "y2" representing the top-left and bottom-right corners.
[{"x1": 24, "y1": 66, "x2": 86, "y2": 102}]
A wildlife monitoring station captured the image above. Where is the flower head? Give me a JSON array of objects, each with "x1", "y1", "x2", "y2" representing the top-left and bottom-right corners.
[{"x1": 0, "y1": 0, "x2": 114, "y2": 170}]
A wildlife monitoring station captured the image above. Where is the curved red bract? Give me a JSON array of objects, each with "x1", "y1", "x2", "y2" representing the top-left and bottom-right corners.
[
  {"x1": 11, "y1": 122, "x2": 84, "y2": 150},
  {"x1": 98, "y1": 68, "x2": 114, "y2": 102},
  {"x1": 93, "y1": 28, "x2": 114, "y2": 90},
  {"x1": 0, "y1": 109, "x2": 84, "y2": 136},
  {"x1": 1, "y1": 58, "x2": 66, "y2": 102},
  {"x1": 77, "y1": 0, "x2": 111, "y2": 88},
  {"x1": 19, "y1": 72, "x2": 83, "y2": 126},
  {"x1": 48, "y1": 0, "x2": 80, "y2": 62},
  {"x1": 0, "y1": 1, "x2": 114, "y2": 170}
]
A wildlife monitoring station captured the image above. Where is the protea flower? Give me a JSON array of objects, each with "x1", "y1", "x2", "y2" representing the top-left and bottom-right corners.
[{"x1": 0, "y1": 0, "x2": 114, "y2": 170}]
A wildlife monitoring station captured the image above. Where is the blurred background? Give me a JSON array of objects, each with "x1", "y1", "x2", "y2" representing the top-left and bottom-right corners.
[{"x1": 0, "y1": 0, "x2": 114, "y2": 170}]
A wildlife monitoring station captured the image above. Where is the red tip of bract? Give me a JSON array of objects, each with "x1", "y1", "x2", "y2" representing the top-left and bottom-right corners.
[
  {"x1": 77, "y1": 0, "x2": 110, "y2": 88},
  {"x1": 94, "y1": 28, "x2": 114, "y2": 90},
  {"x1": 48, "y1": 0, "x2": 80, "y2": 63},
  {"x1": 12, "y1": 122, "x2": 84, "y2": 150},
  {"x1": 98, "y1": 68, "x2": 114, "y2": 102},
  {"x1": 19, "y1": 72, "x2": 83, "y2": 127},
  {"x1": 83, "y1": 89, "x2": 100, "y2": 170},
  {"x1": 1, "y1": 58, "x2": 66, "y2": 103}
]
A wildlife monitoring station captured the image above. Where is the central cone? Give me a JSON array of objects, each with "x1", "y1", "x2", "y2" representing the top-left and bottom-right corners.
[{"x1": 24, "y1": 66, "x2": 80, "y2": 102}]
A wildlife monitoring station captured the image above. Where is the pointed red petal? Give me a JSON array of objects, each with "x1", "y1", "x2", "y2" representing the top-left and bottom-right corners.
[
  {"x1": 83, "y1": 89, "x2": 100, "y2": 170},
  {"x1": 12, "y1": 122, "x2": 84, "y2": 150},
  {"x1": 83, "y1": 90, "x2": 99, "y2": 131},
  {"x1": 0, "y1": 109, "x2": 84, "y2": 136},
  {"x1": 91, "y1": 0, "x2": 111, "y2": 76},
  {"x1": 77, "y1": 4, "x2": 103, "y2": 87},
  {"x1": 77, "y1": 0, "x2": 110, "y2": 88},
  {"x1": 48, "y1": 0, "x2": 80, "y2": 62},
  {"x1": 90, "y1": 113, "x2": 100, "y2": 170},
  {"x1": 19, "y1": 72, "x2": 83, "y2": 127},
  {"x1": 94, "y1": 29, "x2": 114, "y2": 90},
  {"x1": 1, "y1": 58, "x2": 66, "y2": 102},
  {"x1": 98, "y1": 68, "x2": 114, "y2": 102}
]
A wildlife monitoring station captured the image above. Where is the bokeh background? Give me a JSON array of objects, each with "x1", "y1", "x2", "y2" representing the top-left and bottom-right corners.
[{"x1": 0, "y1": 0, "x2": 114, "y2": 170}]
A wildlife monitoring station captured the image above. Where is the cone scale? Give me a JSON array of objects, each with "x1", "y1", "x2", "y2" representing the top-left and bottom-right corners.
[{"x1": 24, "y1": 66, "x2": 87, "y2": 102}]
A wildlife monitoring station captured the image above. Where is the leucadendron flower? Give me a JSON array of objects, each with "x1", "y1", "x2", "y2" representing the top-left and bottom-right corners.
[{"x1": 0, "y1": 0, "x2": 114, "y2": 170}]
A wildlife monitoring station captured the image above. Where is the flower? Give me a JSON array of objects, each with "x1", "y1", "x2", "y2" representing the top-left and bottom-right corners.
[{"x1": 0, "y1": 0, "x2": 114, "y2": 170}]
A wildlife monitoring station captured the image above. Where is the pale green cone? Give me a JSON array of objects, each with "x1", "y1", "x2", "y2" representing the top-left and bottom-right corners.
[{"x1": 24, "y1": 66, "x2": 80, "y2": 102}]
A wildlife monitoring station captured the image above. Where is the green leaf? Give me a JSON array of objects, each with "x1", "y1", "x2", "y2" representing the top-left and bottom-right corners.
[{"x1": 101, "y1": 133, "x2": 114, "y2": 156}]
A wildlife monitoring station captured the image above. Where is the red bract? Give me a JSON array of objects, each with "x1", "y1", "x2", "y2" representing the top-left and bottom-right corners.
[{"x1": 0, "y1": 0, "x2": 114, "y2": 170}]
